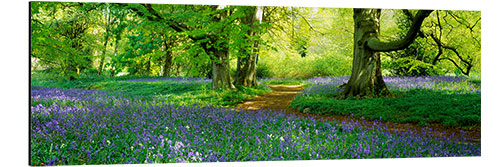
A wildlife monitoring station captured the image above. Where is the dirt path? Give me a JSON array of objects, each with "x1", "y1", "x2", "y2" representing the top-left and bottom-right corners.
[
  {"x1": 237, "y1": 84, "x2": 480, "y2": 145},
  {"x1": 237, "y1": 84, "x2": 303, "y2": 111}
]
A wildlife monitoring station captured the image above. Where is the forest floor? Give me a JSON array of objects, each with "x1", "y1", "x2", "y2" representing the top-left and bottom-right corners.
[{"x1": 237, "y1": 84, "x2": 481, "y2": 145}]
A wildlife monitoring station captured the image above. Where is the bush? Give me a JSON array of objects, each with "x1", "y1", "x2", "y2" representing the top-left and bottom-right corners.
[
  {"x1": 256, "y1": 63, "x2": 272, "y2": 79},
  {"x1": 82, "y1": 68, "x2": 99, "y2": 76},
  {"x1": 388, "y1": 57, "x2": 438, "y2": 76},
  {"x1": 258, "y1": 54, "x2": 351, "y2": 79}
]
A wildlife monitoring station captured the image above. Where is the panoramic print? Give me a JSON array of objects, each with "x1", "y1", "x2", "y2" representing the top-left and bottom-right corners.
[{"x1": 30, "y1": 1, "x2": 481, "y2": 165}]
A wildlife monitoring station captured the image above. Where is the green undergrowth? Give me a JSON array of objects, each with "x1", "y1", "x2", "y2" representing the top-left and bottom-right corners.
[
  {"x1": 146, "y1": 85, "x2": 272, "y2": 107},
  {"x1": 259, "y1": 78, "x2": 307, "y2": 86},
  {"x1": 31, "y1": 73, "x2": 272, "y2": 107},
  {"x1": 290, "y1": 90, "x2": 481, "y2": 129},
  {"x1": 31, "y1": 72, "x2": 170, "y2": 89}
]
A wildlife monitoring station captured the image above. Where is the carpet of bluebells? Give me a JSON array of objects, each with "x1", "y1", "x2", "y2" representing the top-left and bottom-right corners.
[
  {"x1": 300, "y1": 76, "x2": 480, "y2": 97},
  {"x1": 125, "y1": 77, "x2": 211, "y2": 83},
  {"x1": 31, "y1": 76, "x2": 481, "y2": 165}
]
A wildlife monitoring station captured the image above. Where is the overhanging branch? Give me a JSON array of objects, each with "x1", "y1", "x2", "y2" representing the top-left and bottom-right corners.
[
  {"x1": 367, "y1": 10, "x2": 433, "y2": 52},
  {"x1": 122, "y1": 3, "x2": 209, "y2": 41},
  {"x1": 428, "y1": 32, "x2": 473, "y2": 76}
]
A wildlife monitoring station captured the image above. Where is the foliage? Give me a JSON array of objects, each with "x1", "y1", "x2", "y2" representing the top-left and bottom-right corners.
[
  {"x1": 258, "y1": 8, "x2": 353, "y2": 78},
  {"x1": 382, "y1": 9, "x2": 481, "y2": 76},
  {"x1": 259, "y1": 78, "x2": 305, "y2": 86},
  {"x1": 31, "y1": 2, "x2": 96, "y2": 80},
  {"x1": 388, "y1": 57, "x2": 438, "y2": 76},
  {"x1": 258, "y1": 53, "x2": 352, "y2": 79},
  {"x1": 255, "y1": 62, "x2": 272, "y2": 79},
  {"x1": 31, "y1": 2, "x2": 480, "y2": 81}
]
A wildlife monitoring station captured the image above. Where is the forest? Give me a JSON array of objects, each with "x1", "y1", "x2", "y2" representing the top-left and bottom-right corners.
[{"x1": 30, "y1": 1, "x2": 481, "y2": 166}]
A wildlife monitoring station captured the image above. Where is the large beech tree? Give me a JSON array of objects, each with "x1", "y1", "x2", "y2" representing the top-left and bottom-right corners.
[
  {"x1": 32, "y1": 2, "x2": 480, "y2": 89},
  {"x1": 234, "y1": 6, "x2": 263, "y2": 87},
  {"x1": 125, "y1": 4, "x2": 236, "y2": 90},
  {"x1": 341, "y1": 9, "x2": 432, "y2": 98},
  {"x1": 206, "y1": 5, "x2": 236, "y2": 90},
  {"x1": 31, "y1": 2, "x2": 94, "y2": 80}
]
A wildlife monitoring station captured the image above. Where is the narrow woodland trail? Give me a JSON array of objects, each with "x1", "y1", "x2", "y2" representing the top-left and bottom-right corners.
[
  {"x1": 237, "y1": 84, "x2": 481, "y2": 145},
  {"x1": 237, "y1": 85, "x2": 304, "y2": 111}
]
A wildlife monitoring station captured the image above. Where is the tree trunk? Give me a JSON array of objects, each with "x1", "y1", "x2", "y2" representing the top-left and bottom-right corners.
[
  {"x1": 97, "y1": 38, "x2": 108, "y2": 76},
  {"x1": 235, "y1": 55, "x2": 258, "y2": 87},
  {"x1": 342, "y1": 9, "x2": 391, "y2": 98},
  {"x1": 110, "y1": 40, "x2": 119, "y2": 77},
  {"x1": 162, "y1": 50, "x2": 173, "y2": 77},
  {"x1": 212, "y1": 47, "x2": 236, "y2": 90},
  {"x1": 146, "y1": 56, "x2": 151, "y2": 75},
  {"x1": 341, "y1": 9, "x2": 432, "y2": 98},
  {"x1": 209, "y1": 5, "x2": 236, "y2": 90},
  {"x1": 162, "y1": 39, "x2": 173, "y2": 77},
  {"x1": 110, "y1": 67, "x2": 115, "y2": 77},
  {"x1": 98, "y1": 10, "x2": 112, "y2": 76},
  {"x1": 235, "y1": 6, "x2": 262, "y2": 87}
]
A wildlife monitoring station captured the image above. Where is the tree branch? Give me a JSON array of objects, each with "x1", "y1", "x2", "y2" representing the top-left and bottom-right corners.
[
  {"x1": 429, "y1": 33, "x2": 443, "y2": 65},
  {"x1": 438, "y1": 57, "x2": 467, "y2": 75},
  {"x1": 296, "y1": 13, "x2": 324, "y2": 35},
  {"x1": 367, "y1": 10, "x2": 433, "y2": 52},
  {"x1": 428, "y1": 32, "x2": 473, "y2": 76},
  {"x1": 401, "y1": 9, "x2": 426, "y2": 38},
  {"x1": 121, "y1": 3, "x2": 209, "y2": 41},
  {"x1": 142, "y1": 4, "x2": 192, "y2": 32},
  {"x1": 442, "y1": 45, "x2": 473, "y2": 67}
]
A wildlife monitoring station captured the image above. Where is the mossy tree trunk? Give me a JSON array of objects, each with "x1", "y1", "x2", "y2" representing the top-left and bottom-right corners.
[
  {"x1": 210, "y1": 6, "x2": 236, "y2": 90},
  {"x1": 212, "y1": 45, "x2": 236, "y2": 90},
  {"x1": 97, "y1": 35, "x2": 109, "y2": 76},
  {"x1": 341, "y1": 9, "x2": 432, "y2": 98},
  {"x1": 98, "y1": 6, "x2": 114, "y2": 76},
  {"x1": 162, "y1": 37, "x2": 173, "y2": 77},
  {"x1": 235, "y1": 6, "x2": 263, "y2": 87},
  {"x1": 235, "y1": 55, "x2": 258, "y2": 87}
]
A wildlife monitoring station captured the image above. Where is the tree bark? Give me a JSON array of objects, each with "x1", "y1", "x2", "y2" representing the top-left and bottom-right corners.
[
  {"x1": 98, "y1": 8, "x2": 113, "y2": 76},
  {"x1": 211, "y1": 46, "x2": 236, "y2": 90},
  {"x1": 342, "y1": 9, "x2": 432, "y2": 98},
  {"x1": 235, "y1": 6, "x2": 262, "y2": 87},
  {"x1": 210, "y1": 5, "x2": 236, "y2": 90},
  {"x1": 162, "y1": 38, "x2": 173, "y2": 77},
  {"x1": 342, "y1": 9, "x2": 390, "y2": 98},
  {"x1": 366, "y1": 10, "x2": 433, "y2": 52},
  {"x1": 236, "y1": 55, "x2": 258, "y2": 87},
  {"x1": 145, "y1": 56, "x2": 152, "y2": 75},
  {"x1": 110, "y1": 38, "x2": 119, "y2": 77},
  {"x1": 97, "y1": 37, "x2": 108, "y2": 76}
]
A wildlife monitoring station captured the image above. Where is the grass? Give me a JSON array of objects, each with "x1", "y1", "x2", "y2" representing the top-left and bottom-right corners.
[
  {"x1": 290, "y1": 90, "x2": 480, "y2": 128},
  {"x1": 289, "y1": 76, "x2": 481, "y2": 129},
  {"x1": 259, "y1": 78, "x2": 306, "y2": 86},
  {"x1": 31, "y1": 72, "x2": 272, "y2": 107}
]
